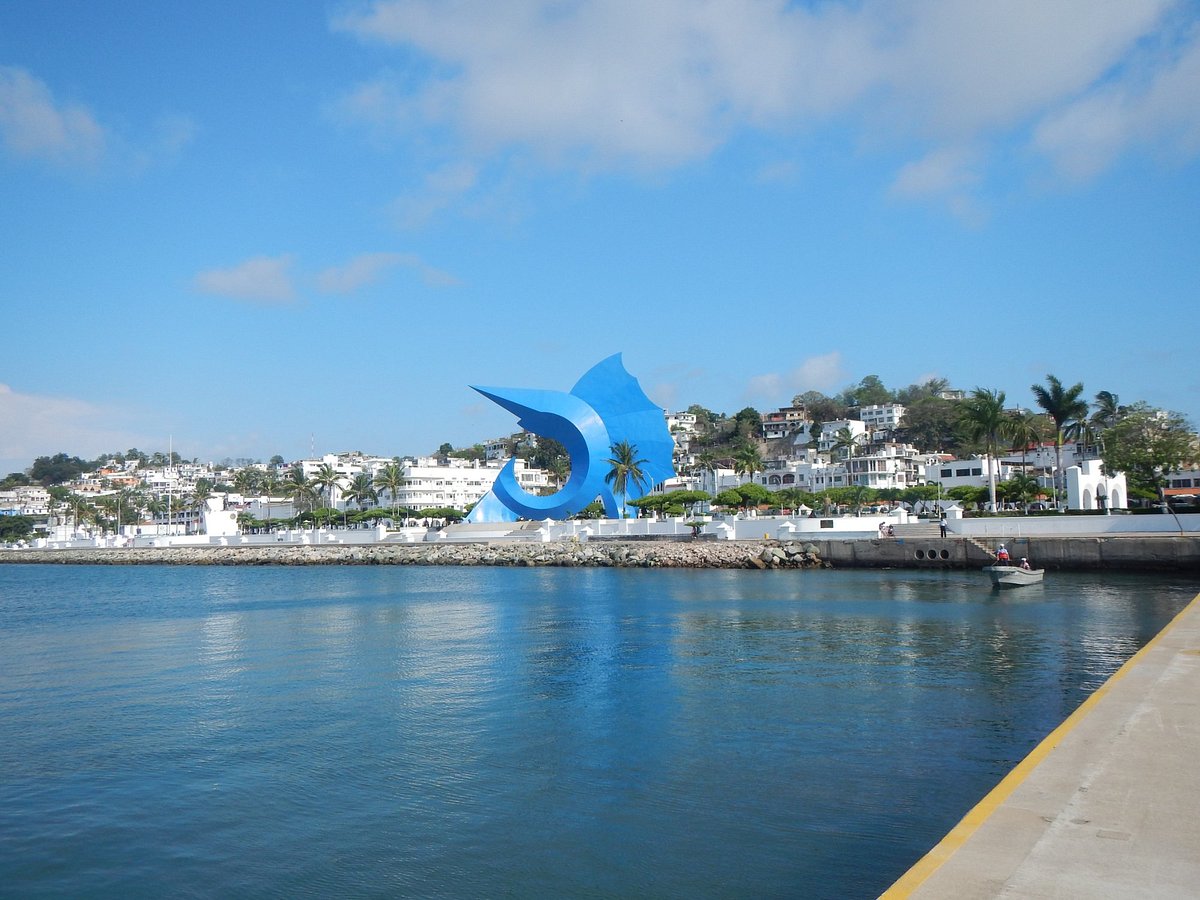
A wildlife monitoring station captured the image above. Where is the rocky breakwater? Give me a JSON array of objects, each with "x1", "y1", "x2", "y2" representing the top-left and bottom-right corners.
[{"x1": 2, "y1": 540, "x2": 825, "y2": 570}]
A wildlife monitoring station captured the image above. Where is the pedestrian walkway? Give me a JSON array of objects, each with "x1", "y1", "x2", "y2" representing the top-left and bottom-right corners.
[{"x1": 883, "y1": 590, "x2": 1200, "y2": 899}]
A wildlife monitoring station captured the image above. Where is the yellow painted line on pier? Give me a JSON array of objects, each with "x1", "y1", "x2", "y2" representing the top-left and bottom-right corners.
[{"x1": 880, "y1": 589, "x2": 1200, "y2": 899}]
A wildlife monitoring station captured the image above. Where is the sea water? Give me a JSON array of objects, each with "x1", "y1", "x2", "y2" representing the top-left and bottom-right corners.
[{"x1": 1, "y1": 564, "x2": 1194, "y2": 898}]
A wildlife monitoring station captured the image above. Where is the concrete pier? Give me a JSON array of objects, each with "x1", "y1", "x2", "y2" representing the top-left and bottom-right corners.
[{"x1": 883, "y1": 590, "x2": 1200, "y2": 898}]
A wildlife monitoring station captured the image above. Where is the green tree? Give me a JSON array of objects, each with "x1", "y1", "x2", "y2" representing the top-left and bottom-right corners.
[
  {"x1": 732, "y1": 407, "x2": 762, "y2": 442},
  {"x1": 528, "y1": 436, "x2": 569, "y2": 475},
  {"x1": 1007, "y1": 410, "x2": 1046, "y2": 478},
  {"x1": 735, "y1": 482, "x2": 772, "y2": 509},
  {"x1": 192, "y1": 478, "x2": 214, "y2": 507},
  {"x1": 311, "y1": 463, "x2": 341, "y2": 514},
  {"x1": 793, "y1": 391, "x2": 848, "y2": 424},
  {"x1": 829, "y1": 427, "x2": 861, "y2": 487},
  {"x1": 1090, "y1": 391, "x2": 1124, "y2": 430},
  {"x1": 342, "y1": 473, "x2": 378, "y2": 525},
  {"x1": 232, "y1": 468, "x2": 260, "y2": 495},
  {"x1": 896, "y1": 396, "x2": 960, "y2": 453},
  {"x1": 714, "y1": 488, "x2": 744, "y2": 509},
  {"x1": 284, "y1": 468, "x2": 317, "y2": 516},
  {"x1": 373, "y1": 462, "x2": 405, "y2": 518},
  {"x1": 1031, "y1": 374, "x2": 1089, "y2": 507},
  {"x1": 29, "y1": 453, "x2": 88, "y2": 486},
  {"x1": 1000, "y1": 472, "x2": 1041, "y2": 510},
  {"x1": 1101, "y1": 405, "x2": 1199, "y2": 503},
  {"x1": 670, "y1": 489, "x2": 713, "y2": 518},
  {"x1": 0, "y1": 515, "x2": 34, "y2": 542},
  {"x1": 685, "y1": 404, "x2": 719, "y2": 435},
  {"x1": 895, "y1": 378, "x2": 950, "y2": 405},
  {"x1": 693, "y1": 450, "x2": 720, "y2": 493},
  {"x1": 947, "y1": 485, "x2": 988, "y2": 510},
  {"x1": 604, "y1": 440, "x2": 651, "y2": 518},
  {"x1": 143, "y1": 495, "x2": 167, "y2": 534},
  {"x1": 259, "y1": 471, "x2": 280, "y2": 528},
  {"x1": 733, "y1": 442, "x2": 764, "y2": 485},
  {"x1": 960, "y1": 388, "x2": 1008, "y2": 512},
  {"x1": 844, "y1": 374, "x2": 893, "y2": 408}
]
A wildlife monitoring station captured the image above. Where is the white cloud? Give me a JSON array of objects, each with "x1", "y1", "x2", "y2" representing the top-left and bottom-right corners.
[
  {"x1": 0, "y1": 66, "x2": 197, "y2": 174},
  {"x1": 194, "y1": 255, "x2": 297, "y2": 303},
  {"x1": 331, "y1": 0, "x2": 1197, "y2": 205},
  {"x1": 315, "y1": 251, "x2": 460, "y2": 293},
  {"x1": 391, "y1": 161, "x2": 480, "y2": 228},
  {"x1": 1032, "y1": 21, "x2": 1200, "y2": 179},
  {"x1": 744, "y1": 352, "x2": 847, "y2": 405},
  {"x1": 891, "y1": 145, "x2": 980, "y2": 198},
  {"x1": 316, "y1": 252, "x2": 404, "y2": 293},
  {"x1": 333, "y1": 0, "x2": 879, "y2": 168},
  {"x1": 0, "y1": 384, "x2": 150, "y2": 476},
  {"x1": 889, "y1": 144, "x2": 987, "y2": 222},
  {"x1": 0, "y1": 66, "x2": 106, "y2": 167},
  {"x1": 879, "y1": 0, "x2": 1174, "y2": 139}
]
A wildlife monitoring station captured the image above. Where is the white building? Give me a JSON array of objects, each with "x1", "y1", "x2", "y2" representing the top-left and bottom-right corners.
[
  {"x1": 923, "y1": 456, "x2": 1013, "y2": 492},
  {"x1": 1067, "y1": 460, "x2": 1127, "y2": 511},
  {"x1": 815, "y1": 419, "x2": 869, "y2": 455},
  {"x1": 665, "y1": 411, "x2": 698, "y2": 436},
  {"x1": 858, "y1": 403, "x2": 906, "y2": 433},
  {"x1": 760, "y1": 405, "x2": 808, "y2": 440},
  {"x1": 381, "y1": 457, "x2": 550, "y2": 513},
  {"x1": 845, "y1": 442, "x2": 923, "y2": 490},
  {"x1": 0, "y1": 486, "x2": 51, "y2": 517}
]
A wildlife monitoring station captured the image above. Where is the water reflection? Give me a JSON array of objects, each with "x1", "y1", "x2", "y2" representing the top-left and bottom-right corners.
[{"x1": 1, "y1": 565, "x2": 1195, "y2": 900}]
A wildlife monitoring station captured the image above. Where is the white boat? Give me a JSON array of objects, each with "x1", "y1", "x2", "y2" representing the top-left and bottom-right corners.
[{"x1": 984, "y1": 564, "x2": 1045, "y2": 587}]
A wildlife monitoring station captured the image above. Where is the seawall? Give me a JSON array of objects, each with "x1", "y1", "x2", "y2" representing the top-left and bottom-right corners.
[
  {"x1": 3, "y1": 535, "x2": 1200, "y2": 570},
  {"x1": 814, "y1": 535, "x2": 1200, "y2": 571},
  {"x1": 0, "y1": 540, "x2": 823, "y2": 569}
]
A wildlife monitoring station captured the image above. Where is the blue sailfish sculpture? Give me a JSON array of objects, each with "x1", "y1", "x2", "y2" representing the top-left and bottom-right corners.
[{"x1": 465, "y1": 355, "x2": 676, "y2": 522}]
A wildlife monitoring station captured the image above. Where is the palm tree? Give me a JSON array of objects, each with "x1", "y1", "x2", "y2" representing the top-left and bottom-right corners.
[
  {"x1": 546, "y1": 456, "x2": 570, "y2": 490},
  {"x1": 260, "y1": 471, "x2": 280, "y2": 529},
  {"x1": 693, "y1": 450, "x2": 720, "y2": 495},
  {"x1": 960, "y1": 388, "x2": 1008, "y2": 512},
  {"x1": 830, "y1": 427, "x2": 861, "y2": 488},
  {"x1": 144, "y1": 495, "x2": 167, "y2": 535},
  {"x1": 232, "y1": 468, "x2": 260, "y2": 496},
  {"x1": 342, "y1": 473, "x2": 378, "y2": 526},
  {"x1": 311, "y1": 463, "x2": 341, "y2": 517},
  {"x1": 1090, "y1": 390, "x2": 1123, "y2": 430},
  {"x1": 1005, "y1": 472, "x2": 1041, "y2": 511},
  {"x1": 175, "y1": 491, "x2": 202, "y2": 534},
  {"x1": 193, "y1": 478, "x2": 214, "y2": 507},
  {"x1": 284, "y1": 468, "x2": 317, "y2": 518},
  {"x1": 1030, "y1": 374, "x2": 1088, "y2": 508},
  {"x1": 373, "y1": 462, "x2": 405, "y2": 519},
  {"x1": 733, "y1": 443, "x2": 764, "y2": 486},
  {"x1": 605, "y1": 440, "x2": 651, "y2": 518},
  {"x1": 1007, "y1": 410, "x2": 1043, "y2": 477}
]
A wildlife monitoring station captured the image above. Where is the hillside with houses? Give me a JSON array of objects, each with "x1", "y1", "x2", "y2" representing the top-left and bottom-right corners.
[{"x1": 2, "y1": 374, "x2": 1198, "y2": 545}]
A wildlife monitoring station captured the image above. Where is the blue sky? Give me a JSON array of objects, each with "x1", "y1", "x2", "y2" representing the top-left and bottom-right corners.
[{"x1": 2, "y1": 0, "x2": 1199, "y2": 474}]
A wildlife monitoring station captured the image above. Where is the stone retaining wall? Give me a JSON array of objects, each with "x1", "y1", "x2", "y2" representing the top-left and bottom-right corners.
[
  {"x1": 5, "y1": 536, "x2": 1198, "y2": 571},
  {"x1": 814, "y1": 536, "x2": 1200, "y2": 572},
  {"x1": 0, "y1": 540, "x2": 824, "y2": 570}
]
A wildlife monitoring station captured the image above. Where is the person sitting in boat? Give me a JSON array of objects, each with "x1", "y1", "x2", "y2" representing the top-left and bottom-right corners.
[
  {"x1": 1020, "y1": 557, "x2": 1031, "y2": 570},
  {"x1": 996, "y1": 544, "x2": 1010, "y2": 563}
]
